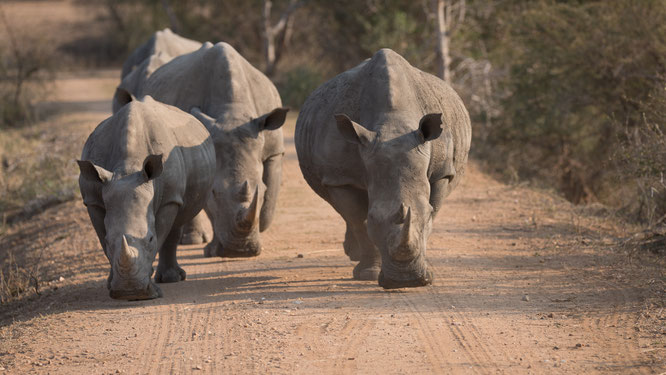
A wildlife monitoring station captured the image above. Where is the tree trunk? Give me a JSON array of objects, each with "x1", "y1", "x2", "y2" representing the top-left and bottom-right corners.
[
  {"x1": 262, "y1": 0, "x2": 304, "y2": 78},
  {"x1": 434, "y1": 0, "x2": 451, "y2": 83},
  {"x1": 161, "y1": 0, "x2": 181, "y2": 34},
  {"x1": 263, "y1": 0, "x2": 277, "y2": 77}
]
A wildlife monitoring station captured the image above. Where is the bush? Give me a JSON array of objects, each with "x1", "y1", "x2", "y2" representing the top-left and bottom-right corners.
[
  {"x1": 0, "y1": 9, "x2": 53, "y2": 127},
  {"x1": 476, "y1": 0, "x2": 666, "y2": 224},
  {"x1": 614, "y1": 85, "x2": 666, "y2": 226},
  {"x1": 277, "y1": 66, "x2": 323, "y2": 109}
]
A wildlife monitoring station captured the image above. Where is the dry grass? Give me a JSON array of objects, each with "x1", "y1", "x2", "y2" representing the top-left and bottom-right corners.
[
  {"x1": 0, "y1": 251, "x2": 41, "y2": 304},
  {"x1": 0, "y1": 120, "x2": 80, "y2": 227}
]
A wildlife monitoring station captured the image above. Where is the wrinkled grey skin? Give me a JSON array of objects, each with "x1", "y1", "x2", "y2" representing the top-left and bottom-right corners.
[
  {"x1": 116, "y1": 42, "x2": 287, "y2": 258},
  {"x1": 295, "y1": 49, "x2": 471, "y2": 289},
  {"x1": 78, "y1": 96, "x2": 215, "y2": 300},
  {"x1": 113, "y1": 28, "x2": 201, "y2": 114}
]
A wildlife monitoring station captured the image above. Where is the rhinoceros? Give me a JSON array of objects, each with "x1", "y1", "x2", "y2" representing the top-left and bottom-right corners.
[
  {"x1": 115, "y1": 42, "x2": 288, "y2": 258},
  {"x1": 78, "y1": 96, "x2": 215, "y2": 300},
  {"x1": 113, "y1": 28, "x2": 201, "y2": 113},
  {"x1": 295, "y1": 49, "x2": 471, "y2": 289},
  {"x1": 113, "y1": 29, "x2": 209, "y2": 245}
]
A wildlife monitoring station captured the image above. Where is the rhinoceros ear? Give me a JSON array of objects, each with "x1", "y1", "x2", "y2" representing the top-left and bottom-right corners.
[
  {"x1": 335, "y1": 114, "x2": 376, "y2": 146},
  {"x1": 142, "y1": 154, "x2": 163, "y2": 181},
  {"x1": 77, "y1": 160, "x2": 113, "y2": 184},
  {"x1": 257, "y1": 107, "x2": 289, "y2": 131},
  {"x1": 418, "y1": 113, "x2": 443, "y2": 142}
]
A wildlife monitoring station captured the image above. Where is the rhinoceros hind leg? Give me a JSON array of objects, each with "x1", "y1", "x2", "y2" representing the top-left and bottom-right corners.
[
  {"x1": 156, "y1": 226, "x2": 187, "y2": 283},
  {"x1": 180, "y1": 211, "x2": 212, "y2": 245}
]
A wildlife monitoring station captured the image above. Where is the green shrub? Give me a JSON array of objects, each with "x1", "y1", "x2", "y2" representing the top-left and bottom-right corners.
[
  {"x1": 277, "y1": 66, "x2": 323, "y2": 109},
  {"x1": 477, "y1": 0, "x2": 666, "y2": 224}
]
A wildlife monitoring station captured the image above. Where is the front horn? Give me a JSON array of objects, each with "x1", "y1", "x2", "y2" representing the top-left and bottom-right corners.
[
  {"x1": 390, "y1": 206, "x2": 416, "y2": 260},
  {"x1": 236, "y1": 187, "x2": 260, "y2": 232},
  {"x1": 118, "y1": 235, "x2": 138, "y2": 272}
]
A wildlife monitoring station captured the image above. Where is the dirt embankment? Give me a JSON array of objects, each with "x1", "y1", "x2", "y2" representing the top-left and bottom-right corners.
[{"x1": 0, "y1": 71, "x2": 664, "y2": 374}]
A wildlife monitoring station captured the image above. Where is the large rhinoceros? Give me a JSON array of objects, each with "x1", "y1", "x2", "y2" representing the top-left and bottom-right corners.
[
  {"x1": 78, "y1": 96, "x2": 215, "y2": 300},
  {"x1": 116, "y1": 42, "x2": 288, "y2": 258},
  {"x1": 295, "y1": 49, "x2": 471, "y2": 289}
]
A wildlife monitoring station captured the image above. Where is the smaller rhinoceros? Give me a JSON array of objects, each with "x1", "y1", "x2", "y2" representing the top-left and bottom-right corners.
[{"x1": 78, "y1": 96, "x2": 215, "y2": 300}]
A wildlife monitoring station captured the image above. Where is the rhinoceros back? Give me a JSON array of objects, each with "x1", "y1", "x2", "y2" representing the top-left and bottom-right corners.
[
  {"x1": 142, "y1": 42, "x2": 281, "y2": 118},
  {"x1": 120, "y1": 28, "x2": 202, "y2": 80},
  {"x1": 295, "y1": 48, "x2": 471, "y2": 202}
]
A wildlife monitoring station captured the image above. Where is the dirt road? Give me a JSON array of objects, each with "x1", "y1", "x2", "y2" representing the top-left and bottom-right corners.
[{"x1": 0, "y1": 71, "x2": 664, "y2": 374}]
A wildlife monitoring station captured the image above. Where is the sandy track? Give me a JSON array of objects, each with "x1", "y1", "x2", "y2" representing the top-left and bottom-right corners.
[{"x1": 0, "y1": 72, "x2": 665, "y2": 374}]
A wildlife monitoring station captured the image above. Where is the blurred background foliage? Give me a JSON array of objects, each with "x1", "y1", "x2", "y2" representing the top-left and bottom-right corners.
[{"x1": 1, "y1": 0, "x2": 664, "y2": 229}]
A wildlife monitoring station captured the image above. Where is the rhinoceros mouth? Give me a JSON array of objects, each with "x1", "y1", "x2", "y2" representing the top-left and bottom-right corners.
[
  {"x1": 378, "y1": 268, "x2": 433, "y2": 289},
  {"x1": 206, "y1": 235, "x2": 262, "y2": 258},
  {"x1": 216, "y1": 242, "x2": 262, "y2": 258},
  {"x1": 109, "y1": 281, "x2": 162, "y2": 300}
]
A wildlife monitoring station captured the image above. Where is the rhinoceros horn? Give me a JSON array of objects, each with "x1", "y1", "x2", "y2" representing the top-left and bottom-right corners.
[
  {"x1": 398, "y1": 206, "x2": 413, "y2": 247},
  {"x1": 236, "y1": 187, "x2": 259, "y2": 232},
  {"x1": 393, "y1": 203, "x2": 408, "y2": 224},
  {"x1": 390, "y1": 206, "x2": 416, "y2": 260},
  {"x1": 239, "y1": 180, "x2": 251, "y2": 201},
  {"x1": 118, "y1": 235, "x2": 138, "y2": 273}
]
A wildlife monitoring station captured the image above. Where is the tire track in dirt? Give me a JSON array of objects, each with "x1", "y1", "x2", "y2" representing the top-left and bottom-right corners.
[
  {"x1": 583, "y1": 277, "x2": 645, "y2": 373},
  {"x1": 203, "y1": 305, "x2": 218, "y2": 373},
  {"x1": 142, "y1": 304, "x2": 175, "y2": 374},
  {"x1": 133, "y1": 308, "x2": 162, "y2": 370},
  {"x1": 336, "y1": 318, "x2": 375, "y2": 372},
  {"x1": 427, "y1": 256, "x2": 508, "y2": 371},
  {"x1": 165, "y1": 303, "x2": 190, "y2": 374},
  {"x1": 396, "y1": 291, "x2": 459, "y2": 372},
  {"x1": 435, "y1": 287, "x2": 507, "y2": 368}
]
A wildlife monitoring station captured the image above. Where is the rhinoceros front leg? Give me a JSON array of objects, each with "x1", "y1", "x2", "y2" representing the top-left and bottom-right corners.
[
  {"x1": 155, "y1": 225, "x2": 187, "y2": 283},
  {"x1": 180, "y1": 210, "x2": 212, "y2": 245},
  {"x1": 343, "y1": 225, "x2": 362, "y2": 261},
  {"x1": 326, "y1": 185, "x2": 381, "y2": 281},
  {"x1": 259, "y1": 153, "x2": 283, "y2": 232},
  {"x1": 84, "y1": 205, "x2": 115, "y2": 288}
]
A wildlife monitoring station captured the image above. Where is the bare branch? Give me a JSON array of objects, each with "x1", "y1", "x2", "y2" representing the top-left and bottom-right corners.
[
  {"x1": 263, "y1": 0, "x2": 305, "y2": 77},
  {"x1": 161, "y1": 0, "x2": 182, "y2": 34}
]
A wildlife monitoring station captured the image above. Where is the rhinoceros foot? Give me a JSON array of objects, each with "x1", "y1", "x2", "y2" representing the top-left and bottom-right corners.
[
  {"x1": 353, "y1": 263, "x2": 381, "y2": 281},
  {"x1": 180, "y1": 230, "x2": 209, "y2": 245},
  {"x1": 109, "y1": 282, "x2": 162, "y2": 300},
  {"x1": 203, "y1": 241, "x2": 216, "y2": 257},
  {"x1": 378, "y1": 268, "x2": 433, "y2": 289},
  {"x1": 155, "y1": 266, "x2": 186, "y2": 283}
]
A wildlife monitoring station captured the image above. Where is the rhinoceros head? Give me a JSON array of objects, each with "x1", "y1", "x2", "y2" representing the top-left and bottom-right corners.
[
  {"x1": 77, "y1": 154, "x2": 164, "y2": 300},
  {"x1": 335, "y1": 112, "x2": 448, "y2": 288},
  {"x1": 191, "y1": 106, "x2": 288, "y2": 257}
]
